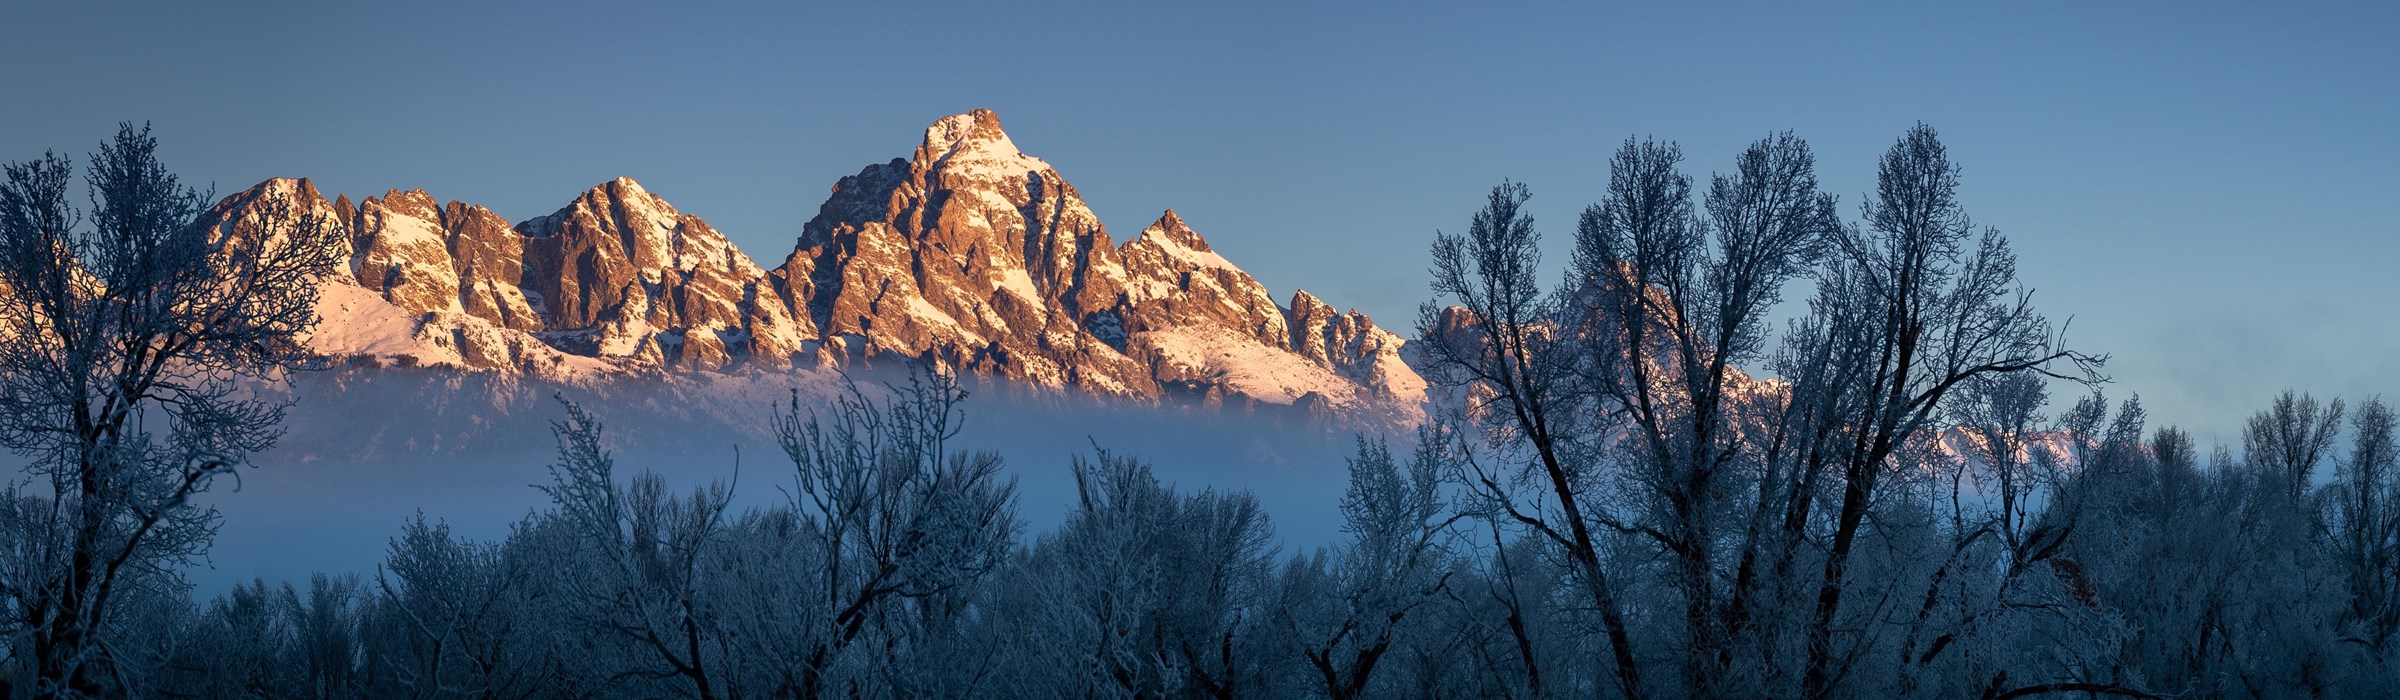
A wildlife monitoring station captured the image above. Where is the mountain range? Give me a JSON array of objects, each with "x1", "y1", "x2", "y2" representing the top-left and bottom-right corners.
[{"x1": 206, "y1": 109, "x2": 1426, "y2": 429}]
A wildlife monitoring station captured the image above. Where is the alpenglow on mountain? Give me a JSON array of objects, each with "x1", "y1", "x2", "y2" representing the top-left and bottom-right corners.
[{"x1": 207, "y1": 109, "x2": 1426, "y2": 423}]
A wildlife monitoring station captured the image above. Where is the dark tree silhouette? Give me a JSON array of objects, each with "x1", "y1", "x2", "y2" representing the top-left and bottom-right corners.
[{"x1": 0, "y1": 124, "x2": 341, "y2": 697}]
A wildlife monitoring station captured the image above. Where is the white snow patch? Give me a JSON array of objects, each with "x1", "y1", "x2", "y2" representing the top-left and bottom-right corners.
[
  {"x1": 998, "y1": 268, "x2": 1042, "y2": 302},
  {"x1": 305, "y1": 282, "x2": 613, "y2": 378},
  {"x1": 1140, "y1": 326, "x2": 1359, "y2": 407},
  {"x1": 1136, "y1": 230, "x2": 1237, "y2": 272},
  {"x1": 924, "y1": 113, "x2": 1052, "y2": 181},
  {"x1": 309, "y1": 283, "x2": 455, "y2": 362},
  {"x1": 902, "y1": 295, "x2": 985, "y2": 345}
]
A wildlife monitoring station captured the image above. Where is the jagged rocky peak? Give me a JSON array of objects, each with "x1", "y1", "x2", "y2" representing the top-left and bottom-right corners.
[
  {"x1": 205, "y1": 180, "x2": 535, "y2": 335},
  {"x1": 764, "y1": 108, "x2": 1429, "y2": 418},
  {"x1": 514, "y1": 176, "x2": 809, "y2": 369},
  {"x1": 777, "y1": 108, "x2": 1132, "y2": 392},
  {"x1": 193, "y1": 179, "x2": 584, "y2": 377},
  {"x1": 918, "y1": 108, "x2": 1046, "y2": 181},
  {"x1": 1287, "y1": 289, "x2": 1421, "y2": 397},
  {"x1": 1287, "y1": 289, "x2": 1340, "y2": 363},
  {"x1": 205, "y1": 177, "x2": 349, "y2": 263},
  {"x1": 443, "y1": 201, "x2": 542, "y2": 332},
  {"x1": 341, "y1": 187, "x2": 546, "y2": 333},
  {"x1": 1143, "y1": 209, "x2": 1206, "y2": 250},
  {"x1": 352, "y1": 188, "x2": 464, "y2": 316},
  {"x1": 1119, "y1": 209, "x2": 1291, "y2": 349}
]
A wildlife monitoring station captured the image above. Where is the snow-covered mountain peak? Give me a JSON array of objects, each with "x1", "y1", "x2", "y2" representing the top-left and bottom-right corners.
[
  {"x1": 567, "y1": 177, "x2": 672, "y2": 222},
  {"x1": 917, "y1": 108, "x2": 1046, "y2": 180},
  {"x1": 206, "y1": 178, "x2": 347, "y2": 260},
  {"x1": 364, "y1": 188, "x2": 441, "y2": 221},
  {"x1": 512, "y1": 177, "x2": 665, "y2": 238},
  {"x1": 606, "y1": 174, "x2": 648, "y2": 195},
  {"x1": 1130, "y1": 209, "x2": 1231, "y2": 267},
  {"x1": 1136, "y1": 209, "x2": 1216, "y2": 254},
  {"x1": 252, "y1": 176, "x2": 319, "y2": 202}
]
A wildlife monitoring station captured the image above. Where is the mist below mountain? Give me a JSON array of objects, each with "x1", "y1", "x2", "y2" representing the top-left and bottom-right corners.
[{"x1": 186, "y1": 368, "x2": 1369, "y2": 594}]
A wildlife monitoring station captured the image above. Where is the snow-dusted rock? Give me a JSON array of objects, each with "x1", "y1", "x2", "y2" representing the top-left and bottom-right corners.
[
  {"x1": 779, "y1": 108, "x2": 1137, "y2": 396},
  {"x1": 1120, "y1": 210, "x2": 1292, "y2": 349},
  {"x1": 1288, "y1": 290, "x2": 1425, "y2": 403},
  {"x1": 351, "y1": 189, "x2": 466, "y2": 316},
  {"x1": 516, "y1": 177, "x2": 807, "y2": 368},
  {"x1": 305, "y1": 282, "x2": 610, "y2": 379},
  {"x1": 444, "y1": 201, "x2": 543, "y2": 332}
]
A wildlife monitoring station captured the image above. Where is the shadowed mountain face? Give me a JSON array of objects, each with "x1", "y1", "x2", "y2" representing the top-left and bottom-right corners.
[{"x1": 208, "y1": 109, "x2": 1425, "y2": 430}]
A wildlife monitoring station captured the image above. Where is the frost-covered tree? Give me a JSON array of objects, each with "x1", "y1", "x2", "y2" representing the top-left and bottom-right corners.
[
  {"x1": 366, "y1": 514, "x2": 550, "y2": 698},
  {"x1": 2328, "y1": 397, "x2": 2400, "y2": 648},
  {"x1": 1415, "y1": 124, "x2": 2100, "y2": 699},
  {"x1": 1948, "y1": 372, "x2": 2051, "y2": 562},
  {"x1": 763, "y1": 371, "x2": 1018, "y2": 699},
  {"x1": 1417, "y1": 180, "x2": 1647, "y2": 698},
  {"x1": 159, "y1": 573, "x2": 365, "y2": 698},
  {"x1": 534, "y1": 399, "x2": 740, "y2": 699},
  {"x1": 1795, "y1": 124, "x2": 2101, "y2": 697},
  {"x1": 1276, "y1": 427, "x2": 1458, "y2": 700},
  {"x1": 984, "y1": 447, "x2": 1280, "y2": 699},
  {"x1": 0, "y1": 124, "x2": 342, "y2": 696},
  {"x1": 2245, "y1": 389, "x2": 2346, "y2": 503},
  {"x1": 1566, "y1": 132, "x2": 1840, "y2": 695}
]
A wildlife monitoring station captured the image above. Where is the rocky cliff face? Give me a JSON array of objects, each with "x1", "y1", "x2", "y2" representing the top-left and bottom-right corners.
[
  {"x1": 513, "y1": 177, "x2": 810, "y2": 371},
  {"x1": 776, "y1": 109, "x2": 1145, "y2": 396},
  {"x1": 445, "y1": 202, "x2": 543, "y2": 332},
  {"x1": 209, "y1": 109, "x2": 1426, "y2": 424},
  {"x1": 1119, "y1": 210, "x2": 1292, "y2": 349},
  {"x1": 350, "y1": 189, "x2": 464, "y2": 317},
  {"x1": 1288, "y1": 289, "x2": 1420, "y2": 397}
]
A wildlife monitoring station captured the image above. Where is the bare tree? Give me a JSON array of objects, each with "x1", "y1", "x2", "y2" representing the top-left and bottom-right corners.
[
  {"x1": 768, "y1": 371, "x2": 1018, "y2": 699},
  {"x1": 1418, "y1": 181, "x2": 1645, "y2": 699},
  {"x1": 1798, "y1": 124, "x2": 2100, "y2": 698},
  {"x1": 536, "y1": 399, "x2": 738, "y2": 700},
  {"x1": 1567, "y1": 133, "x2": 1838, "y2": 693},
  {"x1": 1949, "y1": 373, "x2": 2050, "y2": 563},
  {"x1": 370, "y1": 514, "x2": 541, "y2": 699},
  {"x1": 0, "y1": 124, "x2": 341, "y2": 696},
  {"x1": 1280, "y1": 427, "x2": 1459, "y2": 700},
  {"x1": 993, "y1": 447, "x2": 1277, "y2": 699},
  {"x1": 2146, "y1": 426, "x2": 2200, "y2": 527},
  {"x1": 2244, "y1": 389, "x2": 2346, "y2": 502},
  {"x1": 2326, "y1": 396, "x2": 2399, "y2": 647}
]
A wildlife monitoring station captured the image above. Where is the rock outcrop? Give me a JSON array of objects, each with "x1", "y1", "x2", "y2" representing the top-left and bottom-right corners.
[
  {"x1": 1288, "y1": 289, "x2": 1421, "y2": 398},
  {"x1": 1119, "y1": 210, "x2": 1291, "y2": 349},
  {"x1": 350, "y1": 189, "x2": 464, "y2": 316},
  {"x1": 445, "y1": 202, "x2": 543, "y2": 332}
]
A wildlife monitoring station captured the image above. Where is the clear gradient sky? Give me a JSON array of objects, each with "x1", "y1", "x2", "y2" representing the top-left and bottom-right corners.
[{"x1": 4, "y1": 1, "x2": 2394, "y2": 447}]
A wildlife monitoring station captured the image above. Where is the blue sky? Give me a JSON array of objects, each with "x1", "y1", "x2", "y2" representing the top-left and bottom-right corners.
[{"x1": 4, "y1": 1, "x2": 2394, "y2": 446}]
